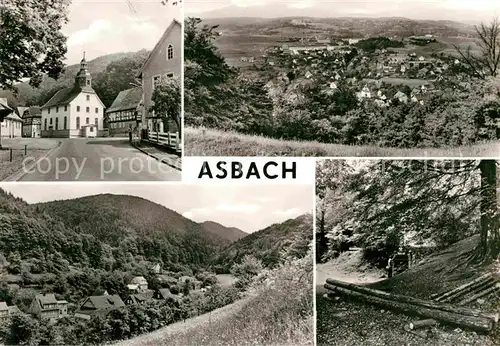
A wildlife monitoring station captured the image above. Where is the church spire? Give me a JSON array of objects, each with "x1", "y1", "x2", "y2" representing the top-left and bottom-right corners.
[{"x1": 75, "y1": 51, "x2": 92, "y2": 89}]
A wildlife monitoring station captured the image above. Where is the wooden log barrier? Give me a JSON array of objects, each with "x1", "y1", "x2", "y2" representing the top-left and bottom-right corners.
[
  {"x1": 324, "y1": 282, "x2": 495, "y2": 333},
  {"x1": 430, "y1": 273, "x2": 495, "y2": 303},
  {"x1": 325, "y1": 278, "x2": 499, "y2": 323}
]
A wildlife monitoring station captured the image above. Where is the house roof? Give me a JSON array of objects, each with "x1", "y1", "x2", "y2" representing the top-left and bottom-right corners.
[
  {"x1": 131, "y1": 276, "x2": 148, "y2": 285},
  {"x1": 8, "y1": 306, "x2": 20, "y2": 314},
  {"x1": 87, "y1": 295, "x2": 125, "y2": 310},
  {"x1": 42, "y1": 86, "x2": 84, "y2": 109},
  {"x1": 35, "y1": 293, "x2": 58, "y2": 307},
  {"x1": 0, "y1": 302, "x2": 8, "y2": 311},
  {"x1": 16, "y1": 107, "x2": 28, "y2": 117},
  {"x1": 22, "y1": 106, "x2": 42, "y2": 119},
  {"x1": 106, "y1": 87, "x2": 142, "y2": 113},
  {"x1": 138, "y1": 19, "x2": 181, "y2": 78},
  {"x1": 0, "y1": 98, "x2": 13, "y2": 117},
  {"x1": 5, "y1": 113, "x2": 22, "y2": 122},
  {"x1": 158, "y1": 288, "x2": 172, "y2": 299}
]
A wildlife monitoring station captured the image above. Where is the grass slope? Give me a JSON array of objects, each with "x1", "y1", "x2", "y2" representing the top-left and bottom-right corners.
[{"x1": 185, "y1": 127, "x2": 500, "y2": 157}]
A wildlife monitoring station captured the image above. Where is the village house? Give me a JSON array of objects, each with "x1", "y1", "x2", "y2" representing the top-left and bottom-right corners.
[
  {"x1": 106, "y1": 87, "x2": 142, "y2": 136},
  {"x1": 40, "y1": 54, "x2": 105, "y2": 138},
  {"x1": 138, "y1": 19, "x2": 181, "y2": 135},
  {"x1": 29, "y1": 293, "x2": 68, "y2": 319},
  {"x1": 74, "y1": 295, "x2": 125, "y2": 320},
  {"x1": 0, "y1": 302, "x2": 19, "y2": 323},
  {"x1": 125, "y1": 291, "x2": 154, "y2": 305},
  {"x1": 128, "y1": 276, "x2": 149, "y2": 292},
  {"x1": 20, "y1": 106, "x2": 42, "y2": 138},
  {"x1": 150, "y1": 263, "x2": 161, "y2": 274},
  {"x1": 356, "y1": 85, "x2": 372, "y2": 100},
  {"x1": 0, "y1": 98, "x2": 22, "y2": 138},
  {"x1": 394, "y1": 91, "x2": 409, "y2": 103}
]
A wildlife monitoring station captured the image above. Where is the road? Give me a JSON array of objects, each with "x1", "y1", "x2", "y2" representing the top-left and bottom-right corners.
[{"x1": 18, "y1": 138, "x2": 181, "y2": 181}]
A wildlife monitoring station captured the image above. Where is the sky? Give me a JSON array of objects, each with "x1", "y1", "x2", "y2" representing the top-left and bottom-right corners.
[
  {"x1": 186, "y1": 0, "x2": 500, "y2": 23},
  {"x1": 62, "y1": 0, "x2": 181, "y2": 64},
  {"x1": 0, "y1": 183, "x2": 313, "y2": 234}
]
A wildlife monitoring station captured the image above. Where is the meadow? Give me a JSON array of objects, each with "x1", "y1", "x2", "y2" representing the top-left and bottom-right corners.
[{"x1": 184, "y1": 127, "x2": 500, "y2": 157}]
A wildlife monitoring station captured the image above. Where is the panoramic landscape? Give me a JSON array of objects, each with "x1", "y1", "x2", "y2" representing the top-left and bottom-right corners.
[
  {"x1": 184, "y1": 1, "x2": 499, "y2": 156},
  {"x1": 0, "y1": 1, "x2": 181, "y2": 180},
  {"x1": 316, "y1": 159, "x2": 500, "y2": 345},
  {"x1": 0, "y1": 183, "x2": 313, "y2": 345}
]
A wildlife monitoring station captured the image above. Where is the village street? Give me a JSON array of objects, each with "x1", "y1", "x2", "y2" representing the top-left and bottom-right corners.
[{"x1": 16, "y1": 138, "x2": 181, "y2": 181}]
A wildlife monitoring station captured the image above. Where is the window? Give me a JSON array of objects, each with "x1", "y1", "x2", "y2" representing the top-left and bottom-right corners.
[
  {"x1": 86, "y1": 117, "x2": 89, "y2": 124},
  {"x1": 49, "y1": 118, "x2": 53, "y2": 125},
  {"x1": 86, "y1": 80, "x2": 90, "y2": 86},
  {"x1": 64, "y1": 105, "x2": 67, "y2": 112},
  {"x1": 44, "y1": 119, "x2": 47, "y2": 130},
  {"x1": 56, "y1": 106, "x2": 59, "y2": 113},
  {"x1": 86, "y1": 95, "x2": 90, "y2": 101},
  {"x1": 55, "y1": 118, "x2": 59, "y2": 130},
  {"x1": 76, "y1": 117, "x2": 80, "y2": 129},
  {"x1": 77, "y1": 106, "x2": 80, "y2": 112},
  {"x1": 167, "y1": 44, "x2": 174, "y2": 60},
  {"x1": 63, "y1": 117, "x2": 67, "y2": 130},
  {"x1": 166, "y1": 73, "x2": 174, "y2": 78},
  {"x1": 86, "y1": 107, "x2": 90, "y2": 113},
  {"x1": 48, "y1": 108, "x2": 51, "y2": 114},
  {"x1": 90, "y1": 126, "x2": 94, "y2": 133},
  {"x1": 95, "y1": 118, "x2": 98, "y2": 127},
  {"x1": 95, "y1": 107, "x2": 98, "y2": 113},
  {"x1": 153, "y1": 75, "x2": 161, "y2": 89}
]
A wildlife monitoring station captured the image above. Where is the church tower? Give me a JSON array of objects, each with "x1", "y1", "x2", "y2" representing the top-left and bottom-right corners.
[{"x1": 75, "y1": 52, "x2": 92, "y2": 90}]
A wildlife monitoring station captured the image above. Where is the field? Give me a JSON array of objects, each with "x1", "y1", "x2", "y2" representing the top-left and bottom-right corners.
[
  {"x1": 214, "y1": 34, "x2": 281, "y2": 67},
  {"x1": 184, "y1": 127, "x2": 500, "y2": 157}
]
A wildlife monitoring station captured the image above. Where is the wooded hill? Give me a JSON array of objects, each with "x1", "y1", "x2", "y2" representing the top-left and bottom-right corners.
[{"x1": 215, "y1": 214, "x2": 313, "y2": 271}]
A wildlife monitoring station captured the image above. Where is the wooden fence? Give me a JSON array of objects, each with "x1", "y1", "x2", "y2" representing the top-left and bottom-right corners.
[{"x1": 147, "y1": 130, "x2": 181, "y2": 152}]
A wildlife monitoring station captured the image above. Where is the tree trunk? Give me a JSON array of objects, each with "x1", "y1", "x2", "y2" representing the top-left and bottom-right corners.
[
  {"x1": 458, "y1": 283, "x2": 500, "y2": 306},
  {"x1": 430, "y1": 273, "x2": 494, "y2": 302},
  {"x1": 324, "y1": 283, "x2": 494, "y2": 333},
  {"x1": 317, "y1": 206, "x2": 327, "y2": 262},
  {"x1": 325, "y1": 279, "x2": 498, "y2": 323},
  {"x1": 479, "y1": 160, "x2": 499, "y2": 260},
  {"x1": 405, "y1": 319, "x2": 437, "y2": 330}
]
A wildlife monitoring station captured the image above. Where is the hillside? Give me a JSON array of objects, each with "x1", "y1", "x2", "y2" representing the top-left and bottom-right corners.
[
  {"x1": 204, "y1": 17, "x2": 475, "y2": 39},
  {"x1": 0, "y1": 50, "x2": 150, "y2": 108},
  {"x1": 215, "y1": 214, "x2": 313, "y2": 270},
  {"x1": 200, "y1": 221, "x2": 247, "y2": 243},
  {"x1": 34, "y1": 194, "x2": 241, "y2": 247}
]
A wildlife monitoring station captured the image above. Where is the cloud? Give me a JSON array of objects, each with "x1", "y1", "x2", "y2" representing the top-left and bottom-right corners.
[
  {"x1": 215, "y1": 203, "x2": 261, "y2": 213},
  {"x1": 67, "y1": 19, "x2": 114, "y2": 47},
  {"x1": 288, "y1": 0, "x2": 314, "y2": 9},
  {"x1": 231, "y1": 0, "x2": 267, "y2": 7},
  {"x1": 182, "y1": 207, "x2": 212, "y2": 219},
  {"x1": 272, "y1": 207, "x2": 303, "y2": 217}
]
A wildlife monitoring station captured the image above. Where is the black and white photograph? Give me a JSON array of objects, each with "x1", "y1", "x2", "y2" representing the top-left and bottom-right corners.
[
  {"x1": 0, "y1": 0, "x2": 181, "y2": 181},
  {"x1": 0, "y1": 182, "x2": 313, "y2": 345},
  {"x1": 316, "y1": 159, "x2": 500, "y2": 345},
  {"x1": 184, "y1": 0, "x2": 499, "y2": 156}
]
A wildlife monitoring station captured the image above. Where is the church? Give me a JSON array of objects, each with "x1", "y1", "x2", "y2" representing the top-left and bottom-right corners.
[{"x1": 40, "y1": 54, "x2": 105, "y2": 138}]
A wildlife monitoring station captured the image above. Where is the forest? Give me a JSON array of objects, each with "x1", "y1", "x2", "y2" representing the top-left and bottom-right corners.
[{"x1": 316, "y1": 159, "x2": 499, "y2": 266}]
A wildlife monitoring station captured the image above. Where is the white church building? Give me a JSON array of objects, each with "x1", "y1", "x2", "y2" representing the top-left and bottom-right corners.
[{"x1": 41, "y1": 54, "x2": 105, "y2": 138}]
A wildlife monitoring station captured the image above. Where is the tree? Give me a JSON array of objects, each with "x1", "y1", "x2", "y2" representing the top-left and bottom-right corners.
[
  {"x1": 454, "y1": 18, "x2": 500, "y2": 79},
  {"x1": 319, "y1": 160, "x2": 499, "y2": 266},
  {"x1": 150, "y1": 76, "x2": 181, "y2": 137},
  {"x1": 0, "y1": 0, "x2": 70, "y2": 91}
]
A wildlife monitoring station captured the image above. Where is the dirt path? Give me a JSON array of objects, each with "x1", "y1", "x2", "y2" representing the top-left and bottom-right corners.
[
  {"x1": 316, "y1": 252, "x2": 385, "y2": 294},
  {"x1": 114, "y1": 297, "x2": 252, "y2": 346}
]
